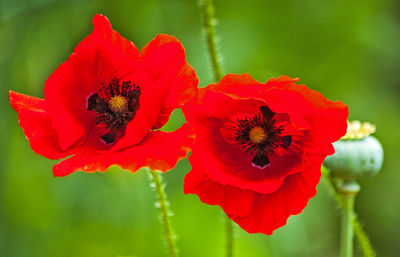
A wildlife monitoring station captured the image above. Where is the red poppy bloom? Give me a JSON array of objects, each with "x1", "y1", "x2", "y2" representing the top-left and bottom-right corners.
[
  {"x1": 183, "y1": 74, "x2": 348, "y2": 235},
  {"x1": 9, "y1": 14, "x2": 198, "y2": 177}
]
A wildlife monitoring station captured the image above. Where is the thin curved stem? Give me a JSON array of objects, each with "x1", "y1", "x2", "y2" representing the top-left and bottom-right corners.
[
  {"x1": 148, "y1": 170, "x2": 178, "y2": 257},
  {"x1": 321, "y1": 166, "x2": 376, "y2": 257},
  {"x1": 199, "y1": 0, "x2": 223, "y2": 81},
  {"x1": 198, "y1": 1, "x2": 234, "y2": 256},
  {"x1": 353, "y1": 217, "x2": 376, "y2": 257}
]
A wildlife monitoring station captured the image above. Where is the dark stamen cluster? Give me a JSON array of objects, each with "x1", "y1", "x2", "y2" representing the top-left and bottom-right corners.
[
  {"x1": 87, "y1": 77, "x2": 141, "y2": 144},
  {"x1": 235, "y1": 105, "x2": 291, "y2": 168},
  {"x1": 236, "y1": 115, "x2": 283, "y2": 154}
]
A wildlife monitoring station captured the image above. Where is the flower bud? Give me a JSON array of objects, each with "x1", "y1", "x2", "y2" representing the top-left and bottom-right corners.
[{"x1": 324, "y1": 121, "x2": 383, "y2": 180}]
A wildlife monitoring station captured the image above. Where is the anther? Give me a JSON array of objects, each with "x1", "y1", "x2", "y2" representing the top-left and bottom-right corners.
[
  {"x1": 249, "y1": 126, "x2": 268, "y2": 144},
  {"x1": 109, "y1": 95, "x2": 128, "y2": 114}
]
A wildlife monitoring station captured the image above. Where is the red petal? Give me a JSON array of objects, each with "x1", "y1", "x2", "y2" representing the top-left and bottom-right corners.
[
  {"x1": 110, "y1": 35, "x2": 198, "y2": 150},
  {"x1": 108, "y1": 72, "x2": 159, "y2": 151},
  {"x1": 140, "y1": 34, "x2": 198, "y2": 129},
  {"x1": 230, "y1": 162, "x2": 323, "y2": 235},
  {"x1": 52, "y1": 124, "x2": 194, "y2": 177},
  {"x1": 205, "y1": 73, "x2": 263, "y2": 101},
  {"x1": 204, "y1": 74, "x2": 347, "y2": 145},
  {"x1": 140, "y1": 34, "x2": 185, "y2": 79},
  {"x1": 9, "y1": 91, "x2": 70, "y2": 159},
  {"x1": 264, "y1": 76, "x2": 348, "y2": 145},
  {"x1": 44, "y1": 61, "x2": 90, "y2": 151},
  {"x1": 184, "y1": 143, "x2": 325, "y2": 234},
  {"x1": 184, "y1": 166, "x2": 256, "y2": 217},
  {"x1": 76, "y1": 14, "x2": 140, "y2": 64},
  {"x1": 9, "y1": 90, "x2": 45, "y2": 112}
]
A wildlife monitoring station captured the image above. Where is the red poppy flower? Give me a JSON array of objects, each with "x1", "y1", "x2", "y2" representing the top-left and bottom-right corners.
[
  {"x1": 9, "y1": 14, "x2": 198, "y2": 177},
  {"x1": 183, "y1": 74, "x2": 348, "y2": 235}
]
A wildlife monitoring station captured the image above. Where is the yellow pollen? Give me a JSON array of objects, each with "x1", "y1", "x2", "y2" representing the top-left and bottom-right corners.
[
  {"x1": 342, "y1": 120, "x2": 376, "y2": 140},
  {"x1": 249, "y1": 126, "x2": 268, "y2": 144},
  {"x1": 109, "y1": 95, "x2": 128, "y2": 114}
]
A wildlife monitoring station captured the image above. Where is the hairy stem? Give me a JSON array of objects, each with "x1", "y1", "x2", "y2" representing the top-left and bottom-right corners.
[
  {"x1": 149, "y1": 170, "x2": 178, "y2": 257},
  {"x1": 352, "y1": 217, "x2": 376, "y2": 257},
  {"x1": 199, "y1": 0, "x2": 223, "y2": 81},
  {"x1": 322, "y1": 166, "x2": 376, "y2": 257},
  {"x1": 199, "y1": 0, "x2": 234, "y2": 256}
]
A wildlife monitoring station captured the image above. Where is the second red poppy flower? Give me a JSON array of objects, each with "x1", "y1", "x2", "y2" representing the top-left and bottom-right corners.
[{"x1": 183, "y1": 74, "x2": 348, "y2": 235}]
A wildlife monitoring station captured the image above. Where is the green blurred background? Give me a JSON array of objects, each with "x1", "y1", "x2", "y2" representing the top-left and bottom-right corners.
[{"x1": 1, "y1": 0, "x2": 399, "y2": 256}]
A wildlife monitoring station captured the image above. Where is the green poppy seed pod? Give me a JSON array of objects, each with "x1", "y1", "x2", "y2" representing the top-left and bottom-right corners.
[{"x1": 324, "y1": 121, "x2": 384, "y2": 180}]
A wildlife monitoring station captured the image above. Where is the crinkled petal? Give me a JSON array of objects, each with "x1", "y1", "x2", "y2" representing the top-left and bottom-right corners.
[
  {"x1": 75, "y1": 14, "x2": 140, "y2": 64},
  {"x1": 264, "y1": 76, "x2": 348, "y2": 145},
  {"x1": 109, "y1": 35, "x2": 199, "y2": 150},
  {"x1": 230, "y1": 161, "x2": 323, "y2": 234},
  {"x1": 140, "y1": 34, "x2": 198, "y2": 129},
  {"x1": 108, "y1": 71, "x2": 160, "y2": 151},
  {"x1": 9, "y1": 91, "x2": 70, "y2": 159},
  {"x1": 184, "y1": 165, "x2": 256, "y2": 218},
  {"x1": 204, "y1": 73, "x2": 265, "y2": 101},
  {"x1": 53, "y1": 123, "x2": 194, "y2": 177},
  {"x1": 204, "y1": 74, "x2": 348, "y2": 143},
  {"x1": 184, "y1": 155, "x2": 325, "y2": 231}
]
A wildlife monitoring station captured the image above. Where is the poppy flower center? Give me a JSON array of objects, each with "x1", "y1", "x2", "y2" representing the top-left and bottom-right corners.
[
  {"x1": 109, "y1": 95, "x2": 128, "y2": 114},
  {"x1": 86, "y1": 77, "x2": 141, "y2": 144},
  {"x1": 235, "y1": 105, "x2": 291, "y2": 169},
  {"x1": 249, "y1": 126, "x2": 268, "y2": 144}
]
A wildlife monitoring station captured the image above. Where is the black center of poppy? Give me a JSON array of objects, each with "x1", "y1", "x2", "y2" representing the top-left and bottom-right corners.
[
  {"x1": 86, "y1": 77, "x2": 141, "y2": 144},
  {"x1": 235, "y1": 105, "x2": 292, "y2": 168}
]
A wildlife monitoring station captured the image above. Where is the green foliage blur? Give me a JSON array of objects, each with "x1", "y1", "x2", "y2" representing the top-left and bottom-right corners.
[{"x1": 1, "y1": 0, "x2": 399, "y2": 256}]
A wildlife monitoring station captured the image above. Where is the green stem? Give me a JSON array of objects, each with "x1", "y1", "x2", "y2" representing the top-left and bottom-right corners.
[
  {"x1": 322, "y1": 166, "x2": 376, "y2": 257},
  {"x1": 148, "y1": 170, "x2": 178, "y2": 257},
  {"x1": 352, "y1": 217, "x2": 376, "y2": 257},
  {"x1": 321, "y1": 166, "x2": 343, "y2": 207},
  {"x1": 199, "y1": 0, "x2": 223, "y2": 81},
  {"x1": 198, "y1": 1, "x2": 233, "y2": 256},
  {"x1": 224, "y1": 214, "x2": 234, "y2": 257},
  {"x1": 339, "y1": 188, "x2": 356, "y2": 257}
]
